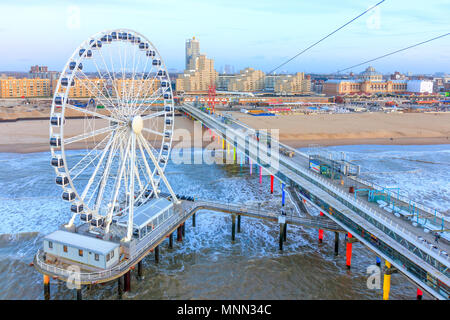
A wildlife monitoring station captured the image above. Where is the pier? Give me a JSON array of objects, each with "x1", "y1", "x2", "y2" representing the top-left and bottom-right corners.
[{"x1": 180, "y1": 102, "x2": 450, "y2": 300}]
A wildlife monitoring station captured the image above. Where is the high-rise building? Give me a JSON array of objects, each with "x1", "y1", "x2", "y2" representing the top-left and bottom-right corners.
[
  {"x1": 227, "y1": 68, "x2": 265, "y2": 92},
  {"x1": 176, "y1": 54, "x2": 218, "y2": 92},
  {"x1": 185, "y1": 37, "x2": 200, "y2": 71},
  {"x1": 274, "y1": 72, "x2": 311, "y2": 94},
  {"x1": 177, "y1": 37, "x2": 217, "y2": 93}
]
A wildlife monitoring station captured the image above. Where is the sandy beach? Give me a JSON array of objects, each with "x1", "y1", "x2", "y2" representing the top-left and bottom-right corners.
[
  {"x1": 231, "y1": 111, "x2": 450, "y2": 148},
  {"x1": 0, "y1": 110, "x2": 449, "y2": 153}
]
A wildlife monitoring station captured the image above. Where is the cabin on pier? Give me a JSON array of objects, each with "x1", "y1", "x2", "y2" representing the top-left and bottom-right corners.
[
  {"x1": 43, "y1": 230, "x2": 119, "y2": 269},
  {"x1": 116, "y1": 198, "x2": 174, "y2": 240}
]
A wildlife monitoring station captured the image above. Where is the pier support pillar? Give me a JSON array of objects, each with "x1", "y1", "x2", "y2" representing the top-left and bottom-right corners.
[
  {"x1": 416, "y1": 288, "x2": 423, "y2": 300},
  {"x1": 283, "y1": 223, "x2": 287, "y2": 242},
  {"x1": 346, "y1": 232, "x2": 353, "y2": 269},
  {"x1": 124, "y1": 270, "x2": 131, "y2": 292},
  {"x1": 76, "y1": 288, "x2": 82, "y2": 300},
  {"x1": 155, "y1": 245, "x2": 160, "y2": 264},
  {"x1": 237, "y1": 215, "x2": 241, "y2": 233},
  {"x1": 270, "y1": 175, "x2": 274, "y2": 194},
  {"x1": 118, "y1": 275, "x2": 123, "y2": 297},
  {"x1": 249, "y1": 158, "x2": 252, "y2": 175},
  {"x1": 279, "y1": 223, "x2": 285, "y2": 251},
  {"x1": 192, "y1": 213, "x2": 196, "y2": 227},
  {"x1": 137, "y1": 260, "x2": 143, "y2": 279},
  {"x1": 182, "y1": 223, "x2": 185, "y2": 237},
  {"x1": 334, "y1": 232, "x2": 339, "y2": 256},
  {"x1": 383, "y1": 261, "x2": 391, "y2": 300},
  {"x1": 231, "y1": 215, "x2": 236, "y2": 242},
  {"x1": 169, "y1": 232, "x2": 173, "y2": 248},
  {"x1": 43, "y1": 274, "x2": 50, "y2": 300},
  {"x1": 177, "y1": 225, "x2": 183, "y2": 242},
  {"x1": 318, "y1": 211, "x2": 324, "y2": 243}
]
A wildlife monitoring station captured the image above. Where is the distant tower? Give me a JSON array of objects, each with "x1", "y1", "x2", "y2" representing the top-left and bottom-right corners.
[{"x1": 185, "y1": 37, "x2": 200, "y2": 70}]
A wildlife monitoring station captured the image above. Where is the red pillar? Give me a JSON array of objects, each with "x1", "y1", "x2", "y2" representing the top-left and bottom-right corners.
[
  {"x1": 318, "y1": 211, "x2": 324, "y2": 243},
  {"x1": 417, "y1": 288, "x2": 423, "y2": 300},
  {"x1": 259, "y1": 166, "x2": 262, "y2": 184},
  {"x1": 270, "y1": 175, "x2": 274, "y2": 194},
  {"x1": 346, "y1": 232, "x2": 352, "y2": 269}
]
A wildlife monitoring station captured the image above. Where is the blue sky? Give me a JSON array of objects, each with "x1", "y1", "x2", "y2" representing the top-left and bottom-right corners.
[{"x1": 0, "y1": 0, "x2": 448, "y2": 74}]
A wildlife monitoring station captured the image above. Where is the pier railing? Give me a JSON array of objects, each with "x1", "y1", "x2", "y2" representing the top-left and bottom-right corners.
[{"x1": 35, "y1": 207, "x2": 192, "y2": 283}]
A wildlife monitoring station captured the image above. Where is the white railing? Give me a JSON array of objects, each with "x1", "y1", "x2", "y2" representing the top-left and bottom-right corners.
[{"x1": 35, "y1": 209, "x2": 192, "y2": 282}]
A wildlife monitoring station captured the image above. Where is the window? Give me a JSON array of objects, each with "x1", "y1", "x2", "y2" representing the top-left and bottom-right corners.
[
  {"x1": 110, "y1": 250, "x2": 114, "y2": 258},
  {"x1": 63, "y1": 245, "x2": 68, "y2": 253},
  {"x1": 48, "y1": 241, "x2": 53, "y2": 249},
  {"x1": 106, "y1": 253, "x2": 110, "y2": 262},
  {"x1": 94, "y1": 254, "x2": 99, "y2": 261},
  {"x1": 78, "y1": 249, "x2": 83, "y2": 257}
]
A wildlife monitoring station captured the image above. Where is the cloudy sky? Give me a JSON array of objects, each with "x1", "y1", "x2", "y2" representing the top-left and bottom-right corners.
[{"x1": 0, "y1": 0, "x2": 448, "y2": 74}]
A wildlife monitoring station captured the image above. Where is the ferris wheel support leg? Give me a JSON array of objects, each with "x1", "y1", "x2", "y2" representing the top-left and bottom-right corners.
[
  {"x1": 105, "y1": 135, "x2": 132, "y2": 234},
  {"x1": 138, "y1": 134, "x2": 179, "y2": 204},
  {"x1": 124, "y1": 133, "x2": 137, "y2": 242}
]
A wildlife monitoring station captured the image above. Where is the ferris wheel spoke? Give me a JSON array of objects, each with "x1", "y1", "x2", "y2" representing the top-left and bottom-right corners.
[
  {"x1": 130, "y1": 63, "x2": 156, "y2": 112},
  {"x1": 69, "y1": 134, "x2": 112, "y2": 177},
  {"x1": 138, "y1": 133, "x2": 178, "y2": 202},
  {"x1": 135, "y1": 79, "x2": 163, "y2": 114},
  {"x1": 137, "y1": 89, "x2": 166, "y2": 116},
  {"x1": 97, "y1": 48, "x2": 123, "y2": 110},
  {"x1": 133, "y1": 163, "x2": 144, "y2": 192},
  {"x1": 78, "y1": 132, "x2": 116, "y2": 200},
  {"x1": 141, "y1": 127, "x2": 164, "y2": 137},
  {"x1": 125, "y1": 43, "x2": 139, "y2": 110},
  {"x1": 141, "y1": 110, "x2": 166, "y2": 121},
  {"x1": 94, "y1": 131, "x2": 121, "y2": 213},
  {"x1": 66, "y1": 104, "x2": 125, "y2": 124},
  {"x1": 129, "y1": 53, "x2": 152, "y2": 110},
  {"x1": 137, "y1": 136, "x2": 159, "y2": 198},
  {"x1": 133, "y1": 64, "x2": 161, "y2": 113},
  {"x1": 65, "y1": 125, "x2": 118, "y2": 145},
  {"x1": 73, "y1": 70, "x2": 117, "y2": 112}
]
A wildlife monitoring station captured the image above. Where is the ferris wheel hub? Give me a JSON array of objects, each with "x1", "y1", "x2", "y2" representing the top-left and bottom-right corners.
[{"x1": 131, "y1": 115, "x2": 143, "y2": 134}]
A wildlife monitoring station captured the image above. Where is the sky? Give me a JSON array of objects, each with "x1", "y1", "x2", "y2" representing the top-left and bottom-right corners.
[{"x1": 0, "y1": 0, "x2": 448, "y2": 74}]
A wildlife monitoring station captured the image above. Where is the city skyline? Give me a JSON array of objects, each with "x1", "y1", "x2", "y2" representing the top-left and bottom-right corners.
[{"x1": 0, "y1": 0, "x2": 449, "y2": 74}]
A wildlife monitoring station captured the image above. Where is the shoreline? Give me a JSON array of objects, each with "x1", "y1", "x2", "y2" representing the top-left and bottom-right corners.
[
  {"x1": 1, "y1": 137, "x2": 449, "y2": 154},
  {"x1": 1, "y1": 112, "x2": 449, "y2": 153}
]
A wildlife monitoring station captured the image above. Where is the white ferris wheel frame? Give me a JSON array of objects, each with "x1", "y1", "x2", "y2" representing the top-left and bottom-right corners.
[{"x1": 49, "y1": 28, "x2": 179, "y2": 241}]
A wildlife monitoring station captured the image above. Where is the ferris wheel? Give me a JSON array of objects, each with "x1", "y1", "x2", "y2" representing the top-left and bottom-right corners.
[{"x1": 49, "y1": 29, "x2": 178, "y2": 242}]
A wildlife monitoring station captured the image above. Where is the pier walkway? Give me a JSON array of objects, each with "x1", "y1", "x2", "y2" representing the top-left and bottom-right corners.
[{"x1": 180, "y1": 103, "x2": 450, "y2": 300}]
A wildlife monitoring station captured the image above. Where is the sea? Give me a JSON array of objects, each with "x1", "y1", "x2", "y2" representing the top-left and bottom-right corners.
[{"x1": 0, "y1": 144, "x2": 448, "y2": 300}]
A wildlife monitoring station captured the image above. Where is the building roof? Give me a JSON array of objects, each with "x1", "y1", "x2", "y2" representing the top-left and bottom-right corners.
[
  {"x1": 118, "y1": 198, "x2": 173, "y2": 229},
  {"x1": 44, "y1": 230, "x2": 119, "y2": 255},
  {"x1": 325, "y1": 79, "x2": 359, "y2": 84}
]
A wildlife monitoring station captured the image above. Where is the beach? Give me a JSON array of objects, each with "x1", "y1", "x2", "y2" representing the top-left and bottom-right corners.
[
  {"x1": 0, "y1": 110, "x2": 449, "y2": 153},
  {"x1": 231, "y1": 111, "x2": 450, "y2": 148}
]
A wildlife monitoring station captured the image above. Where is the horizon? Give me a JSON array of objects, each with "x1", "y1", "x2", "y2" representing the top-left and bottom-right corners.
[{"x1": 0, "y1": 0, "x2": 449, "y2": 74}]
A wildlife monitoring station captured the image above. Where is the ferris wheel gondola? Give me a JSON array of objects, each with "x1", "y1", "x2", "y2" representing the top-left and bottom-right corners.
[{"x1": 49, "y1": 29, "x2": 178, "y2": 242}]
